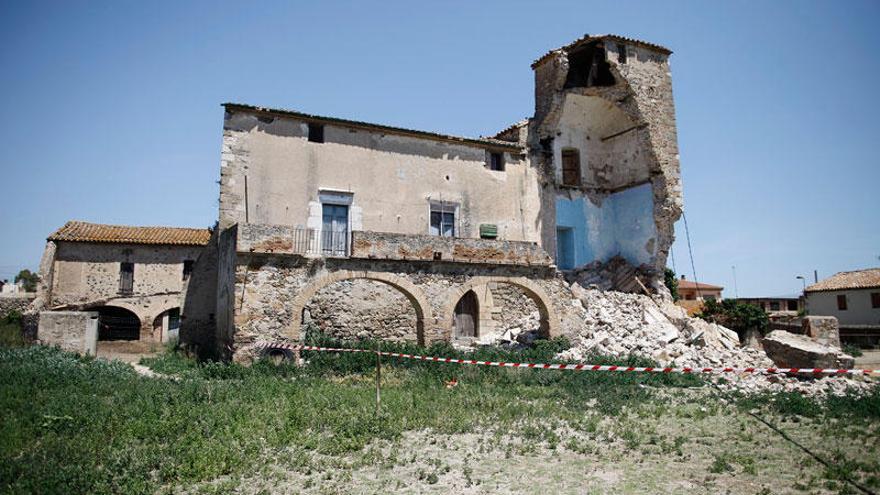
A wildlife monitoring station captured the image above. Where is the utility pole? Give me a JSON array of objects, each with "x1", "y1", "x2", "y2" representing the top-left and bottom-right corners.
[{"x1": 731, "y1": 265, "x2": 739, "y2": 299}]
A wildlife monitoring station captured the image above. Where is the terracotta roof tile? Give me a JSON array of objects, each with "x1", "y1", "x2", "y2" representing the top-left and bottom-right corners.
[
  {"x1": 805, "y1": 268, "x2": 880, "y2": 292},
  {"x1": 532, "y1": 33, "x2": 672, "y2": 69},
  {"x1": 48, "y1": 221, "x2": 211, "y2": 246},
  {"x1": 678, "y1": 280, "x2": 724, "y2": 291}
]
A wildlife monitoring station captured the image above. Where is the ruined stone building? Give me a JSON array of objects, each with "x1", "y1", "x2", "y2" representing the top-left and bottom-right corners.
[
  {"x1": 180, "y1": 34, "x2": 684, "y2": 360},
  {"x1": 33, "y1": 221, "x2": 210, "y2": 354}
]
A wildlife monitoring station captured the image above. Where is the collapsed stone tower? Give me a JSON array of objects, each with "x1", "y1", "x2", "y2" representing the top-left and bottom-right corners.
[{"x1": 511, "y1": 35, "x2": 682, "y2": 279}]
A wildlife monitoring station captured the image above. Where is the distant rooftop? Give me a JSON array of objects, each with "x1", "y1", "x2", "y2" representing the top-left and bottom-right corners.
[
  {"x1": 48, "y1": 221, "x2": 211, "y2": 246},
  {"x1": 805, "y1": 268, "x2": 880, "y2": 293},
  {"x1": 224, "y1": 103, "x2": 522, "y2": 150},
  {"x1": 678, "y1": 279, "x2": 723, "y2": 291},
  {"x1": 532, "y1": 33, "x2": 672, "y2": 69}
]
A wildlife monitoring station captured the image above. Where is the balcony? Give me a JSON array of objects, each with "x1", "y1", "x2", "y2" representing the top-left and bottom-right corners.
[{"x1": 236, "y1": 223, "x2": 552, "y2": 266}]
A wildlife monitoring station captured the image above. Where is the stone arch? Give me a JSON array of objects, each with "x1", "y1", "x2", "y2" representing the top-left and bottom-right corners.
[
  {"x1": 89, "y1": 305, "x2": 142, "y2": 341},
  {"x1": 288, "y1": 270, "x2": 434, "y2": 345},
  {"x1": 442, "y1": 277, "x2": 559, "y2": 340}
]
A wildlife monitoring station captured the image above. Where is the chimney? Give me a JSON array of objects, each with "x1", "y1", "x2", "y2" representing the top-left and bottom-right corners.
[{"x1": 680, "y1": 274, "x2": 686, "y2": 280}]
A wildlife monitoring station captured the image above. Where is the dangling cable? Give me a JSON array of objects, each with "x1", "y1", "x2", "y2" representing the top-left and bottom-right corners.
[{"x1": 682, "y1": 212, "x2": 701, "y2": 299}]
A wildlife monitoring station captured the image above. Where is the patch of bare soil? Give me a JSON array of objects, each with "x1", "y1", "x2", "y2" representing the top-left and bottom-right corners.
[{"x1": 178, "y1": 390, "x2": 877, "y2": 495}]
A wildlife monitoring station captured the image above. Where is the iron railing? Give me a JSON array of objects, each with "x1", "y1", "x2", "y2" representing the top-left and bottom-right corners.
[{"x1": 290, "y1": 228, "x2": 350, "y2": 257}]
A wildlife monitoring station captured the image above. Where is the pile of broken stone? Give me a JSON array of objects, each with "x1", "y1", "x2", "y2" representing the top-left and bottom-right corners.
[{"x1": 482, "y1": 283, "x2": 874, "y2": 397}]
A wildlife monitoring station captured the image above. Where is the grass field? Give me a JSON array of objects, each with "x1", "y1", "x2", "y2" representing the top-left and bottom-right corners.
[{"x1": 1, "y1": 338, "x2": 878, "y2": 494}]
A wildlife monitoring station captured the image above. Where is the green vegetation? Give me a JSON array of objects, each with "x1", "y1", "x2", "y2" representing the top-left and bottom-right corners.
[
  {"x1": 697, "y1": 298, "x2": 769, "y2": 338},
  {"x1": 13, "y1": 269, "x2": 39, "y2": 293},
  {"x1": 842, "y1": 343, "x2": 864, "y2": 358},
  {"x1": 1, "y1": 336, "x2": 878, "y2": 493},
  {"x1": 0, "y1": 310, "x2": 25, "y2": 347},
  {"x1": 664, "y1": 268, "x2": 680, "y2": 301}
]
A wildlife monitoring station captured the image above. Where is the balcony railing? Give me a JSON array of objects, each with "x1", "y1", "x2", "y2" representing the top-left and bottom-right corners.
[{"x1": 291, "y1": 228, "x2": 349, "y2": 257}]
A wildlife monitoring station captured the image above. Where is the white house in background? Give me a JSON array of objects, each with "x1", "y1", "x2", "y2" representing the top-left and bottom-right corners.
[{"x1": 805, "y1": 268, "x2": 880, "y2": 326}]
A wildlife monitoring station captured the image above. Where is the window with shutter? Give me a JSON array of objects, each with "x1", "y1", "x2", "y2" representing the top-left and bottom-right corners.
[
  {"x1": 561, "y1": 149, "x2": 581, "y2": 187},
  {"x1": 119, "y1": 262, "x2": 134, "y2": 295}
]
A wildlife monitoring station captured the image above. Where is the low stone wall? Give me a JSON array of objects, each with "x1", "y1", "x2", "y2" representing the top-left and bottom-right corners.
[
  {"x1": 351, "y1": 231, "x2": 552, "y2": 266},
  {"x1": 0, "y1": 294, "x2": 35, "y2": 318},
  {"x1": 38, "y1": 311, "x2": 98, "y2": 355}
]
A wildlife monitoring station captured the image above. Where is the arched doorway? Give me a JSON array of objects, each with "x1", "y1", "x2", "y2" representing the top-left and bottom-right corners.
[
  {"x1": 153, "y1": 307, "x2": 181, "y2": 343},
  {"x1": 94, "y1": 306, "x2": 141, "y2": 341},
  {"x1": 453, "y1": 290, "x2": 479, "y2": 338}
]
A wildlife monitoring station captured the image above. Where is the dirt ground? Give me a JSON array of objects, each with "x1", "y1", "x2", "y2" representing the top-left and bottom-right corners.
[{"x1": 179, "y1": 389, "x2": 879, "y2": 495}]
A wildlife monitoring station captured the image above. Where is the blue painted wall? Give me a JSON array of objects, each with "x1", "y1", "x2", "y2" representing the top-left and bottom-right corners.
[{"x1": 555, "y1": 182, "x2": 656, "y2": 268}]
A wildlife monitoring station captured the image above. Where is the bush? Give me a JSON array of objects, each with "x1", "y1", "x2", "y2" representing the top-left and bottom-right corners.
[
  {"x1": 842, "y1": 343, "x2": 863, "y2": 358},
  {"x1": 697, "y1": 299, "x2": 768, "y2": 338},
  {"x1": 664, "y1": 268, "x2": 680, "y2": 301}
]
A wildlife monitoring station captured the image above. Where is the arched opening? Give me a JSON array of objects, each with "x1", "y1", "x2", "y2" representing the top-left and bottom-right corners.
[
  {"x1": 289, "y1": 271, "x2": 433, "y2": 346},
  {"x1": 94, "y1": 306, "x2": 141, "y2": 341},
  {"x1": 302, "y1": 279, "x2": 422, "y2": 344},
  {"x1": 152, "y1": 307, "x2": 181, "y2": 343},
  {"x1": 442, "y1": 277, "x2": 558, "y2": 343},
  {"x1": 488, "y1": 282, "x2": 546, "y2": 342},
  {"x1": 453, "y1": 290, "x2": 479, "y2": 339}
]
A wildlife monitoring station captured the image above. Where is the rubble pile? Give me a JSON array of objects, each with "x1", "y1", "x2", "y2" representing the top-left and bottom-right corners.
[
  {"x1": 555, "y1": 284, "x2": 874, "y2": 396},
  {"x1": 568, "y1": 256, "x2": 656, "y2": 293}
]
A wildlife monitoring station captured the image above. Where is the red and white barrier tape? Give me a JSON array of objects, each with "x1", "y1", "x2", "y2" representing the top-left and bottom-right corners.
[{"x1": 254, "y1": 342, "x2": 876, "y2": 376}]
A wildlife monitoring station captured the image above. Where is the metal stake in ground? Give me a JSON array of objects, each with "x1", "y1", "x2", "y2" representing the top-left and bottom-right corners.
[{"x1": 375, "y1": 343, "x2": 381, "y2": 415}]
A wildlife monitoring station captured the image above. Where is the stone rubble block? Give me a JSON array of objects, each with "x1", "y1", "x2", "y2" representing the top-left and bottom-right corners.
[{"x1": 762, "y1": 330, "x2": 855, "y2": 370}]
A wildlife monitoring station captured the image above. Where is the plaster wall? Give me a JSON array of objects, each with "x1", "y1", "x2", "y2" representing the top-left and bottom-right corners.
[
  {"x1": 806, "y1": 290, "x2": 880, "y2": 326},
  {"x1": 220, "y1": 111, "x2": 540, "y2": 243},
  {"x1": 555, "y1": 182, "x2": 655, "y2": 268},
  {"x1": 38, "y1": 311, "x2": 98, "y2": 355}
]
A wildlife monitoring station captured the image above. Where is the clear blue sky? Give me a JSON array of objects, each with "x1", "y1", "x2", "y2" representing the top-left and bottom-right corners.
[{"x1": 1, "y1": 0, "x2": 878, "y2": 297}]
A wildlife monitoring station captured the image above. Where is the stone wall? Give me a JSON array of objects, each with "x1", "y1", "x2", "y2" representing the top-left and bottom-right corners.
[
  {"x1": 0, "y1": 294, "x2": 34, "y2": 318},
  {"x1": 489, "y1": 283, "x2": 541, "y2": 335},
  {"x1": 229, "y1": 253, "x2": 584, "y2": 361},
  {"x1": 351, "y1": 231, "x2": 551, "y2": 266},
  {"x1": 305, "y1": 279, "x2": 418, "y2": 341},
  {"x1": 38, "y1": 311, "x2": 98, "y2": 355}
]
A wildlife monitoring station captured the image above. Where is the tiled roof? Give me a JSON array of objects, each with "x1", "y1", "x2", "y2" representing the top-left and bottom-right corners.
[
  {"x1": 224, "y1": 103, "x2": 523, "y2": 150},
  {"x1": 678, "y1": 279, "x2": 724, "y2": 291},
  {"x1": 48, "y1": 221, "x2": 211, "y2": 246},
  {"x1": 532, "y1": 33, "x2": 672, "y2": 69},
  {"x1": 805, "y1": 268, "x2": 880, "y2": 292}
]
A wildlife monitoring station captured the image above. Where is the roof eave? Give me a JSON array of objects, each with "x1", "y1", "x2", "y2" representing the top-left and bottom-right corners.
[{"x1": 223, "y1": 103, "x2": 523, "y2": 151}]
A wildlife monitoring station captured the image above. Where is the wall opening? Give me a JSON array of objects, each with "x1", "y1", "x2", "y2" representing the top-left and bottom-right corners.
[
  {"x1": 556, "y1": 227, "x2": 574, "y2": 270},
  {"x1": 564, "y1": 41, "x2": 615, "y2": 89},
  {"x1": 561, "y1": 148, "x2": 581, "y2": 187},
  {"x1": 153, "y1": 307, "x2": 181, "y2": 343},
  {"x1": 453, "y1": 290, "x2": 479, "y2": 338},
  {"x1": 95, "y1": 306, "x2": 141, "y2": 341},
  {"x1": 488, "y1": 282, "x2": 547, "y2": 340}
]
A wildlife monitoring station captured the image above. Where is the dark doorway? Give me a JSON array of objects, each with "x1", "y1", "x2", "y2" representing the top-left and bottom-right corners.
[
  {"x1": 95, "y1": 306, "x2": 141, "y2": 341},
  {"x1": 454, "y1": 290, "x2": 479, "y2": 338}
]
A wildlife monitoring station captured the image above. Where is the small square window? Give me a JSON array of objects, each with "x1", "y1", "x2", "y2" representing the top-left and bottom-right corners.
[
  {"x1": 308, "y1": 123, "x2": 324, "y2": 143},
  {"x1": 872, "y1": 292, "x2": 880, "y2": 309},
  {"x1": 429, "y1": 203, "x2": 456, "y2": 238},
  {"x1": 489, "y1": 152, "x2": 505, "y2": 171},
  {"x1": 837, "y1": 294, "x2": 848, "y2": 311}
]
